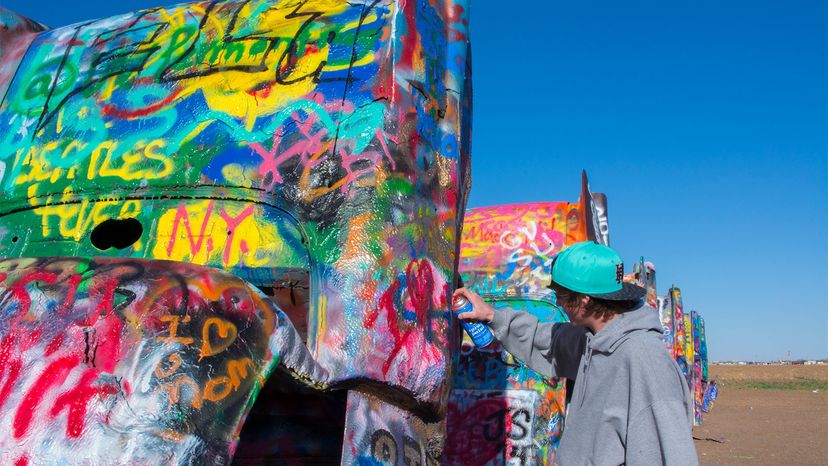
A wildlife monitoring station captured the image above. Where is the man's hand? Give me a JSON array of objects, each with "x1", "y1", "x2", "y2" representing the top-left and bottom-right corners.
[{"x1": 453, "y1": 287, "x2": 495, "y2": 323}]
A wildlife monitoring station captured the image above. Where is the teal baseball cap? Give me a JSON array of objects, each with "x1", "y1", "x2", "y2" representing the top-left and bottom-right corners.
[{"x1": 548, "y1": 241, "x2": 646, "y2": 301}]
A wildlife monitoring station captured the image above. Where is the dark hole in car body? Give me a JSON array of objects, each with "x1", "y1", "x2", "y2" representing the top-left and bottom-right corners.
[{"x1": 90, "y1": 218, "x2": 143, "y2": 250}]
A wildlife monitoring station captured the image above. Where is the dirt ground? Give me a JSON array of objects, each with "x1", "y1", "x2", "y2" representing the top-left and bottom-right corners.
[{"x1": 693, "y1": 364, "x2": 828, "y2": 466}]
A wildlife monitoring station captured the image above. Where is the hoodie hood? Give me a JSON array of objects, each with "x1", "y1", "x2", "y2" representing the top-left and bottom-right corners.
[{"x1": 590, "y1": 301, "x2": 664, "y2": 353}]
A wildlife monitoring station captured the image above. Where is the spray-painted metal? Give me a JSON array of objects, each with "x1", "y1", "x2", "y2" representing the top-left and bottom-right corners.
[
  {"x1": 691, "y1": 311, "x2": 704, "y2": 425},
  {"x1": 0, "y1": 257, "x2": 326, "y2": 463},
  {"x1": 671, "y1": 287, "x2": 691, "y2": 389},
  {"x1": 665, "y1": 287, "x2": 714, "y2": 425},
  {"x1": 623, "y1": 265, "x2": 713, "y2": 427},
  {"x1": 0, "y1": 0, "x2": 472, "y2": 463},
  {"x1": 657, "y1": 289, "x2": 714, "y2": 425},
  {"x1": 627, "y1": 258, "x2": 657, "y2": 310},
  {"x1": 342, "y1": 391, "x2": 440, "y2": 465},
  {"x1": 698, "y1": 314, "x2": 709, "y2": 382},
  {"x1": 683, "y1": 308, "x2": 695, "y2": 397},
  {"x1": 702, "y1": 381, "x2": 719, "y2": 413},
  {"x1": 448, "y1": 174, "x2": 608, "y2": 465},
  {"x1": 657, "y1": 294, "x2": 675, "y2": 359}
]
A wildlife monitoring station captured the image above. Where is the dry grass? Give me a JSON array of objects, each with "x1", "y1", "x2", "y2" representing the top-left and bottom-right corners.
[
  {"x1": 695, "y1": 364, "x2": 828, "y2": 465},
  {"x1": 710, "y1": 363, "x2": 828, "y2": 381},
  {"x1": 709, "y1": 364, "x2": 828, "y2": 390}
]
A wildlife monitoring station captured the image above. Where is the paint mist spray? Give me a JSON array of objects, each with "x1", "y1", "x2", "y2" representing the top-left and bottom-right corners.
[{"x1": 452, "y1": 295, "x2": 494, "y2": 347}]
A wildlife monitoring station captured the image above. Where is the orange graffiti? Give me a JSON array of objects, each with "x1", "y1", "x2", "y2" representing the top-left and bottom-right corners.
[
  {"x1": 155, "y1": 315, "x2": 194, "y2": 345},
  {"x1": 154, "y1": 354, "x2": 183, "y2": 379},
  {"x1": 200, "y1": 318, "x2": 238, "y2": 359},
  {"x1": 203, "y1": 358, "x2": 253, "y2": 402},
  {"x1": 160, "y1": 376, "x2": 203, "y2": 410}
]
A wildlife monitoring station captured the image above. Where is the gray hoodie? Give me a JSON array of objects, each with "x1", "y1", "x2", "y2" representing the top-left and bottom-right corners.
[{"x1": 490, "y1": 301, "x2": 698, "y2": 466}]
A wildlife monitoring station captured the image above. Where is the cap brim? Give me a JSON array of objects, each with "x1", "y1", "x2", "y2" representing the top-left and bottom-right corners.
[
  {"x1": 588, "y1": 282, "x2": 647, "y2": 301},
  {"x1": 547, "y1": 279, "x2": 647, "y2": 301}
]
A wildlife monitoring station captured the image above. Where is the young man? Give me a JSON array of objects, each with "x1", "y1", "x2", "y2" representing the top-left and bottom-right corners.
[{"x1": 455, "y1": 241, "x2": 698, "y2": 466}]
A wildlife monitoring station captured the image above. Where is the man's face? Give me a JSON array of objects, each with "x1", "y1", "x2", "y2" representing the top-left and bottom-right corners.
[{"x1": 552, "y1": 286, "x2": 588, "y2": 325}]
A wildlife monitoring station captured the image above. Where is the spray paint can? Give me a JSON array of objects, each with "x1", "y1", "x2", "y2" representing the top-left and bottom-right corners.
[{"x1": 452, "y1": 295, "x2": 494, "y2": 347}]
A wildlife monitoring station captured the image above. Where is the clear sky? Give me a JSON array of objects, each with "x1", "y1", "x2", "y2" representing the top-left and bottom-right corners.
[{"x1": 2, "y1": 0, "x2": 826, "y2": 361}]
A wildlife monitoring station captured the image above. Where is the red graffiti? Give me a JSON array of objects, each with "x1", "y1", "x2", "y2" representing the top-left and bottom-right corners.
[
  {"x1": 0, "y1": 360, "x2": 21, "y2": 413},
  {"x1": 90, "y1": 276, "x2": 119, "y2": 319},
  {"x1": 446, "y1": 4, "x2": 467, "y2": 41},
  {"x1": 14, "y1": 356, "x2": 78, "y2": 438},
  {"x1": 44, "y1": 334, "x2": 65, "y2": 357},
  {"x1": 365, "y1": 260, "x2": 438, "y2": 375},
  {"x1": 8, "y1": 271, "x2": 59, "y2": 317},
  {"x1": 365, "y1": 281, "x2": 400, "y2": 337},
  {"x1": 406, "y1": 260, "x2": 434, "y2": 322},
  {"x1": 50, "y1": 369, "x2": 120, "y2": 438},
  {"x1": 445, "y1": 398, "x2": 509, "y2": 465},
  {"x1": 101, "y1": 87, "x2": 182, "y2": 119},
  {"x1": 0, "y1": 334, "x2": 22, "y2": 412},
  {"x1": 57, "y1": 273, "x2": 82, "y2": 317}
]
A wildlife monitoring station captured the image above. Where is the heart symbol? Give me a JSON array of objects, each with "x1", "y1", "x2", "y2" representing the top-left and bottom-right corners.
[
  {"x1": 445, "y1": 397, "x2": 509, "y2": 464},
  {"x1": 200, "y1": 317, "x2": 238, "y2": 359}
]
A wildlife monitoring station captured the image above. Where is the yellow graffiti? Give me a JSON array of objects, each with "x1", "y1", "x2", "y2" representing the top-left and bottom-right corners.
[
  {"x1": 87, "y1": 139, "x2": 173, "y2": 181},
  {"x1": 13, "y1": 138, "x2": 174, "y2": 189},
  {"x1": 34, "y1": 194, "x2": 142, "y2": 242},
  {"x1": 460, "y1": 203, "x2": 586, "y2": 262},
  {"x1": 314, "y1": 293, "x2": 327, "y2": 354},
  {"x1": 153, "y1": 0, "x2": 355, "y2": 130},
  {"x1": 152, "y1": 200, "x2": 279, "y2": 268}
]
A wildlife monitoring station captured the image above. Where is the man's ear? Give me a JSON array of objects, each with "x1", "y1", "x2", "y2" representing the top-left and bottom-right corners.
[{"x1": 581, "y1": 295, "x2": 591, "y2": 306}]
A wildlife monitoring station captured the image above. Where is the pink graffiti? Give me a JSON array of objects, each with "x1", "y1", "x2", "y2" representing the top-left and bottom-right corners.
[
  {"x1": 445, "y1": 398, "x2": 509, "y2": 464},
  {"x1": 165, "y1": 200, "x2": 255, "y2": 265},
  {"x1": 166, "y1": 201, "x2": 215, "y2": 258},
  {"x1": 248, "y1": 96, "x2": 394, "y2": 195}
]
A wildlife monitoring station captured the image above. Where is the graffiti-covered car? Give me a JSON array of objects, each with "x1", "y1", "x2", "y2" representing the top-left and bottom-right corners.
[
  {"x1": 446, "y1": 173, "x2": 608, "y2": 465},
  {"x1": 0, "y1": 0, "x2": 470, "y2": 463}
]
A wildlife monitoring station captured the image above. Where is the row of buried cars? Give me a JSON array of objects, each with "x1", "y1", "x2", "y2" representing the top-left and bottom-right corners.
[
  {"x1": 625, "y1": 263, "x2": 718, "y2": 429},
  {"x1": 0, "y1": 1, "x2": 713, "y2": 464}
]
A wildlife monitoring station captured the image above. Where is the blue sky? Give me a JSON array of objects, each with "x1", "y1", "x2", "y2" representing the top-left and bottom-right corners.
[
  {"x1": 465, "y1": 0, "x2": 827, "y2": 362},
  {"x1": 3, "y1": 0, "x2": 826, "y2": 361}
]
